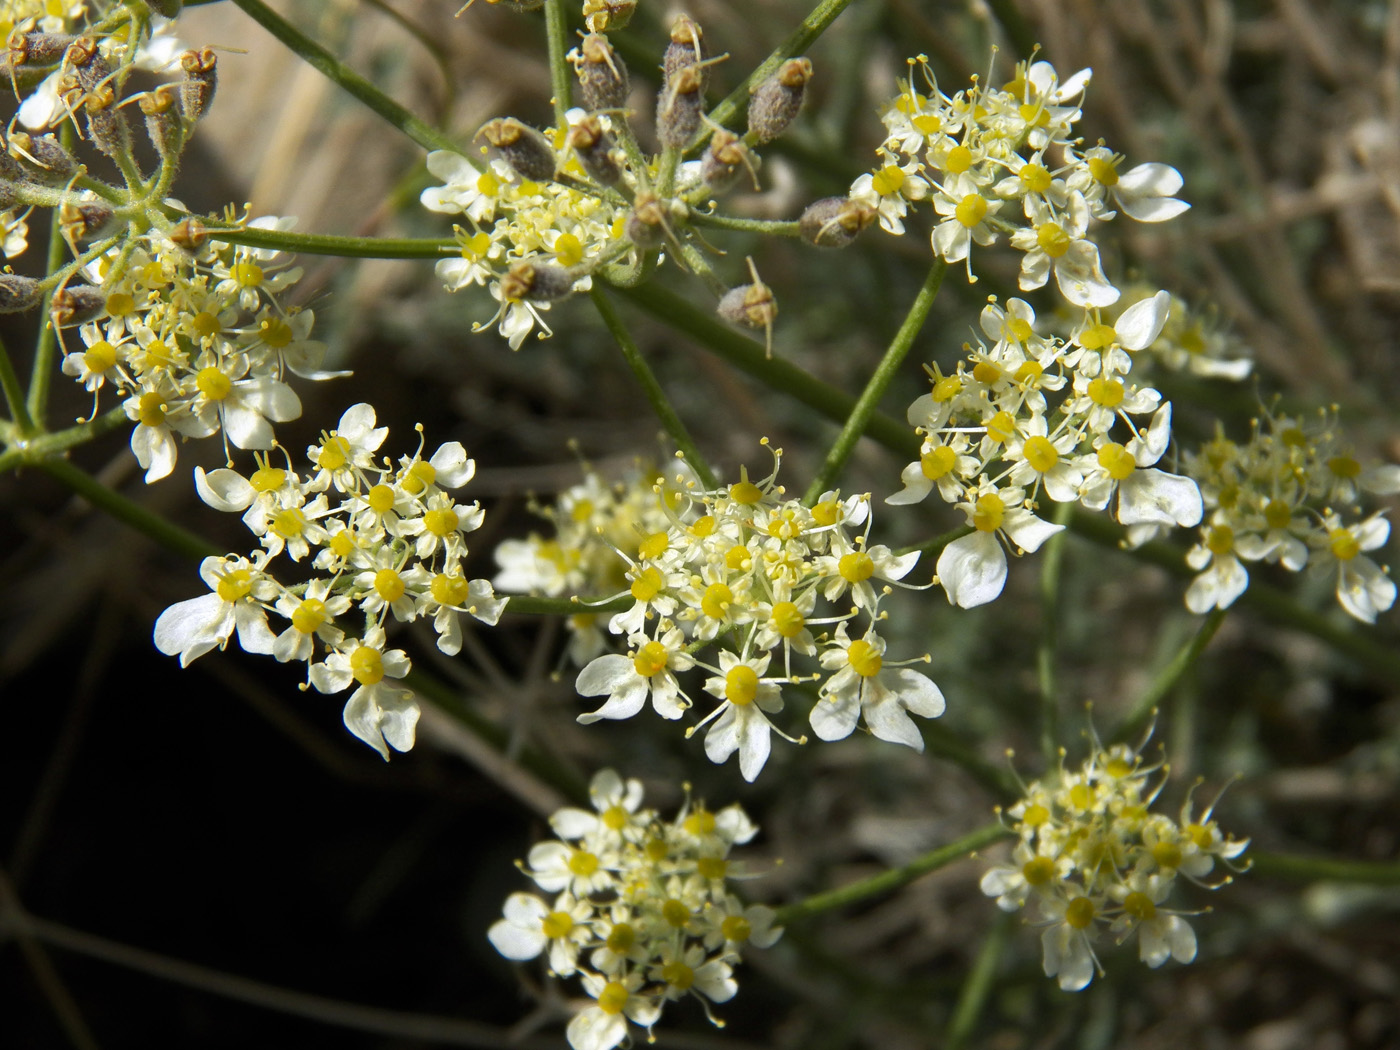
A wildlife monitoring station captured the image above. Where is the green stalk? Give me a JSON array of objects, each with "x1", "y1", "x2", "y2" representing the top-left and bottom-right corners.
[
  {"x1": 0, "y1": 333, "x2": 33, "y2": 436},
  {"x1": 40, "y1": 459, "x2": 219, "y2": 562},
  {"x1": 945, "y1": 911, "x2": 1011, "y2": 1050},
  {"x1": 503, "y1": 594, "x2": 631, "y2": 617},
  {"x1": 1249, "y1": 851, "x2": 1400, "y2": 885},
  {"x1": 1037, "y1": 501, "x2": 1073, "y2": 767},
  {"x1": 704, "y1": 0, "x2": 856, "y2": 138},
  {"x1": 26, "y1": 173, "x2": 73, "y2": 427},
  {"x1": 590, "y1": 288, "x2": 718, "y2": 489},
  {"x1": 0, "y1": 408, "x2": 132, "y2": 475},
  {"x1": 200, "y1": 225, "x2": 456, "y2": 258},
  {"x1": 802, "y1": 259, "x2": 945, "y2": 505},
  {"x1": 543, "y1": 0, "x2": 572, "y2": 129},
  {"x1": 232, "y1": 0, "x2": 463, "y2": 155},
  {"x1": 1114, "y1": 607, "x2": 1226, "y2": 742},
  {"x1": 689, "y1": 213, "x2": 802, "y2": 237},
  {"x1": 617, "y1": 280, "x2": 918, "y2": 460},
  {"x1": 774, "y1": 822, "x2": 1010, "y2": 925}
]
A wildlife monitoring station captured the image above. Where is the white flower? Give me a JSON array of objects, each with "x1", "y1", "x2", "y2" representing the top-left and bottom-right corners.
[
  {"x1": 576, "y1": 627, "x2": 694, "y2": 723},
  {"x1": 154, "y1": 556, "x2": 278, "y2": 666},
  {"x1": 487, "y1": 892, "x2": 592, "y2": 976},
  {"x1": 567, "y1": 973, "x2": 660, "y2": 1050},
  {"x1": 308, "y1": 629, "x2": 417, "y2": 759},
  {"x1": 697, "y1": 650, "x2": 786, "y2": 782},
  {"x1": 1079, "y1": 404, "x2": 1203, "y2": 528},
  {"x1": 936, "y1": 486, "x2": 1063, "y2": 608},
  {"x1": 1314, "y1": 514, "x2": 1395, "y2": 624},
  {"x1": 810, "y1": 624, "x2": 945, "y2": 750},
  {"x1": 1012, "y1": 192, "x2": 1119, "y2": 308}
]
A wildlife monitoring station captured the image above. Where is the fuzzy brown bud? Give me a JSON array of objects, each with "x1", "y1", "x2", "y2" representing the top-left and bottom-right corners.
[
  {"x1": 7, "y1": 132, "x2": 76, "y2": 181},
  {"x1": 625, "y1": 192, "x2": 670, "y2": 249},
  {"x1": 64, "y1": 37, "x2": 108, "y2": 92},
  {"x1": 59, "y1": 200, "x2": 115, "y2": 244},
  {"x1": 0, "y1": 274, "x2": 43, "y2": 313},
  {"x1": 656, "y1": 62, "x2": 706, "y2": 149},
  {"x1": 179, "y1": 46, "x2": 217, "y2": 124},
  {"x1": 85, "y1": 83, "x2": 132, "y2": 161},
  {"x1": 170, "y1": 218, "x2": 209, "y2": 252},
  {"x1": 583, "y1": 0, "x2": 635, "y2": 32},
  {"x1": 499, "y1": 260, "x2": 575, "y2": 303},
  {"x1": 567, "y1": 116, "x2": 622, "y2": 186},
  {"x1": 140, "y1": 84, "x2": 185, "y2": 160},
  {"x1": 701, "y1": 128, "x2": 759, "y2": 193},
  {"x1": 747, "y1": 58, "x2": 812, "y2": 145},
  {"x1": 799, "y1": 196, "x2": 877, "y2": 248},
  {"x1": 571, "y1": 33, "x2": 629, "y2": 113},
  {"x1": 50, "y1": 283, "x2": 107, "y2": 328},
  {"x1": 479, "y1": 117, "x2": 557, "y2": 182},
  {"x1": 9, "y1": 30, "x2": 74, "y2": 68},
  {"x1": 662, "y1": 15, "x2": 707, "y2": 88},
  {"x1": 717, "y1": 258, "x2": 776, "y2": 356}
]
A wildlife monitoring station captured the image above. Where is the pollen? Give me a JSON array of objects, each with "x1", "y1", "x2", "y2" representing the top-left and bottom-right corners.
[
  {"x1": 290, "y1": 597, "x2": 328, "y2": 634},
  {"x1": 195, "y1": 366, "x2": 231, "y2": 401},
  {"x1": 1036, "y1": 221, "x2": 1071, "y2": 258},
  {"x1": 349, "y1": 645, "x2": 384, "y2": 685},
  {"x1": 431, "y1": 573, "x2": 472, "y2": 606},
  {"x1": 633, "y1": 640, "x2": 669, "y2": 678},
  {"x1": 972, "y1": 492, "x2": 1005, "y2": 532},
  {"x1": 1023, "y1": 435, "x2": 1059, "y2": 474},
  {"x1": 847, "y1": 638, "x2": 882, "y2": 677}
]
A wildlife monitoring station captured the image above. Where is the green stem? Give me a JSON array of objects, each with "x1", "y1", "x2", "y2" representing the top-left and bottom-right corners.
[
  {"x1": 40, "y1": 459, "x2": 219, "y2": 562},
  {"x1": 0, "y1": 333, "x2": 33, "y2": 436},
  {"x1": 590, "y1": 287, "x2": 718, "y2": 489},
  {"x1": 231, "y1": 0, "x2": 463, "y2": 156},
  {"x1": 201, "y1": 224, "x2": 455, "y2": 258},
  {"x1": 1249, "y1": 851, "x2": 1400, "y2": 885},
  {"x1": 803, "y1": 259, "x2": 945, "y2": 505},
  {"x1": 1069, "y1": 509, "x2": 1400, "y2": 683},
  {"x1": 1037, "y1": 501, "x2": 1073, "y2": 768},
  {"x1": 945, "y1": 911, "x2": 1011, "y2": 1050},
  {"x1": 689, "y1": 213, "x2": 802, "y2": 237},
  {"x1": 26, "y1": 178, "x2": 72, "y2": 427},
  {"x1": 773, "y1": 822, "x2": 1010, "y2": 925},
  {"x1": 704, "y1": 0, "x2": 856, "y2": 138},
  {"x1": 0, "y1": 408, "x2": 132, "y2": 475},
  {"x1": 1114, "y1": 607, "x2": 1226, "y2": 742},
  {"x1": 503, "y1": 594, "x2": 631, "y2": 617},
  {"x1": 617, "y1": 280, "x2": 918, "y2": 460},
  {"x1": 543, "y1": 0, "x2": 571, "y2": 129}
]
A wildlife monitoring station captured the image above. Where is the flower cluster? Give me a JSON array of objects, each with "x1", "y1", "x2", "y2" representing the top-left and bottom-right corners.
[
  {"x1": 153, "y1": 403, "x2": 505, "y2": 757},
  {"x1": 61, "y1": 221, "x2": 333, "y2": 482},
  {"x1": 855, "y1": 54, "x2": 1188, "y2": 307},
  {"x1": 425, "y1": 11, "x2": 824, "y2": 350},
  {"x1": 489, "y1": 769, "x2": 781, "y2": 1050},
  {"x1": 495, "y1": 448, "x2": 946, "y2": 781},
  {"x1": 1176, "y1": 404, "x2": 1400, "y2": 622},
  {"x1": 888, "y1": 293, "x2": 1203, "y2": 607},
  {"x1": 981, "y1": 739, "x2": 1248, "y2": 991}
]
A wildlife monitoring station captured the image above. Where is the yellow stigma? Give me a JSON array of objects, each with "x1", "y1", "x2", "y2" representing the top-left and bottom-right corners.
[
  {"x1": 662, "y1": 961, "x2": 695, "y2": 990},
  {"x1": 1327, "y1": 455, "x2": 1360, "y2": 479},
  {"x1": 629, "y1": 565, "x2": 664, "y2": 602},
  {"x1": 944, "y1": 144, "x2": 973, "y2": 173},
  {"x1": 701, "y1": 582, "x2": 733, "y2": 620},
  {"x1": 729, "y1": 479, "x2": 763, "y2": 505},
  {"x1": 568, "y1": 849, "x2": 599, "y2": 875},
  {"x1": 725, "y1": 664, "x2": 759, "y2": 706},
  {"x1": 1023, "y1": 435, "x2": 1059, "y2": 474},
  {"x1": 215, "y1": 568, "x2": 253, "y2": 603},
  {"x1": 83, "y1": 340, "x2": 117, "y2": 374},
  {"x1": 955, "y1": 193, "x2": 988, "y2": 228},
  {"x1": 1206, "y1": 525, "x2": 1235, "y2": 556},
  {"x1": 662, "y1": 898, "x2": 690, "y2": 927},
  {"x1": 137, "y1": 391, "x2": 166, "y2": 427},
  {"x1": 349, "y1": 646, "x2": 384, "y2": 685},
  {"x1": 367, "y1": 484, "x2": 396, "y2": 514},
  {"x1": 374, "y1": 569, "x2": 405, "y2": 602},
  {"x1": 1064, "y1": 896, "x2": 1096, "y2": 929},
  {"x1": 1329, "y1": 528, "x2": 1360, "y2": 561},
  {"x1": 330, "y1": 530, "x2": 357, "y2": 558},
  {"x1": 250, "y1": 465, "x2": 286, "y2": 492},
  {"x1": 606, "y1": 923, "x2": 635, "y2": 952},
  {"x1": 105, "y1": 291, "x2": 135, "y2": 317},
  {"x1": 986, "y1": 410, "x2": 1016, "y2": 444},
  {"x1": 870, "y1": 164, "x2": 905, "y2": 197},
  {"x1": 721, "y1": 915, "x2": 752, "y2": 942},
  {"x1": 933, "y1": 375, "x2": 961, "y2": 401},
  {"x1": 690, "y1": 514, "x2": 716, "y2": 537},
  {"x1": 400, "y1": 460, "x2": 437, "y2": 495},
  {"x1": 259, "y1": 316, "x2": 293, "y2": 348},
  {"x1": 811, "y1": 499, "x2": 840, "y2": 526},
  {"x1": 1036, "y1": 222, "x2": 1071, "y2": 258},
  {"x1": 271, "y1": 508, "x2": 307, "y2": 539},
  {"x1": 1097, "y1": 443, "x2": 1135, "y2": 481},
  {"x1": 232, "y1": 259, "x2": 263, "y2": 288},
  {"x1": 632, "y1": 640, "x2": 668, "y2": 678},
  {"x1": 602, "y1": 805, "x2": 628, "y2": 830},
  {"x1": 290, "y1": 597, "x2": 327, "y2": 634},
  {"x1": 1022, "y1": 856, "x2": 1056, "y2": 885},
  {"x1": 684, "y1": 809, "x2": 716, "y2": 836},
  {"x1": 424, "y1": 507, "x2": 459, "y2": 538},
  {"x1": 191, "y1": 311, "x2": 221, "y2": 339},
  {"x1": 596, "y1": 981, "x2": 629, "y2": 1015},
  {"x1": 638, "y1": 530, "x2": 669, "y2": 561},
  {"x1": 1123, "y1": 891, "x2": 1156, "y2": 921},
  {"x1": 1021, "y1": 803, "x2": 1049, "y2": 827},
  {"x1": 770, "y1": 600, "x2": 805, "y2": 638},
  {"x1": 553, "y1": 232, "x2": 584, "y2": 267},
  {"x1": 839, "y1": 551, "x2": 875, "y2": 583},
  {"x1": 921, "y1": 444, "x2": 957, "y2": 480},
  {"x1": 972, "y1": 492, "x2": 1005, "y2": 532},
  {"x1": 1263, "y1": 499, "x2": 1291, "y2": 530},
  {"x1": 1087, "y1": 377, "x2": 1124, "y2": 407},
  {"x1": 541, "y1": 911, "x2": 573, "y2": 939},
  {"x1": 972, "y1": 360, "x2": 1001, "y2": 385},
  {"x1": 847, "y1": 638, "x2": 882, "y2": 677},
  {"x1": 1019, "y1": 162, "x2": 1052, "y2": 194},
  {"x1": 1087, "y1": 155, "x2": 1120, "y2": 186},
  {"x1": 195, "y1": 366, "x2": 231, "y2": 401},
  {"x1": 1151, "y1": 841, "x2": 1182, "y2": 869}
]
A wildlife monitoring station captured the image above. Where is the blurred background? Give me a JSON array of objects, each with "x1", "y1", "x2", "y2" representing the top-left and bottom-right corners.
[{"x1": 2, "y1": 0, "x2": 1398, "y2": 1047}]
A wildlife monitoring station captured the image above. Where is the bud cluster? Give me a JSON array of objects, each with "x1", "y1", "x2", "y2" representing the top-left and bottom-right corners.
[
  {"x1": 153, "y1": 403, "x2": 505, "y2": 758},
  {"x1": 981, "y1": 737, "x2": 1248, "y2": 991},
  {"x1": 489, "y1": 768, "x2": 781, "y2": 1050}
]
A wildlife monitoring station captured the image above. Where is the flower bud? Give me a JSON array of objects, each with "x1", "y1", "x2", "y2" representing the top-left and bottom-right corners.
[
  {"x1": 84, "y1": 83, "x2": 132, "y2": 161},
  {"x1": 500, "y1": 260, "x2": 575, "y2": 303},
  {"x1": 64, "y1": 37, "x2": 108, "y2": 92},
  {"x1": 747, "y1": 58, "x2": 812, "y2": 145},
  {"x1": 59, "y1": 199, "x2": 115, "y2": 244},
  {"x1": 170, "y1": 218, "x2": 208, "y2": 252},
  {"x1": 583, "y1": 0, "x2": 635, "y2": 32},
  {"x1": 799, "y1": 196, "x2": 877, "y2": 248},
  {"x1": 717, "y1": 258, "x2": 776, "y2": 357},
  {"x1": 179, "y1": 47, "x2": 217, "y2": 124},
  {"x1": 625, "y1": 191, "x2": 669, "y2": 249},
  {"x1": 663, "y1": 15, "x2": 707, "y2": 89},
  {"x1": 702, "y1": 127, "x2": 759, "y2": 194},
  {"x1": 11, "y1": 31, "x2": 75, "y2": 69},
  {"x1": 567, "y1": 115, "x2": 622, "y2": 186},
  {"x1": 50, "y1": 283, "x2": 107, "y2": 327},
  {"x1": 140, "y1": 84, "x2": 184, "y2": 161},
  {"x1": 7, "y1": 132, "x2": 77, "y2": 181},
  {"x1": 571, "y1": 33, "x2": 629, "y2": 113},
  {"x1": 0, "y1": 274, "x2": 42, "y2": 313},
  {"x1": 656, "y1": 62, "x2": 706, "y2": 149},
  {"x1": 478, "y1": 117, "x2": 557, "y2": 182}
]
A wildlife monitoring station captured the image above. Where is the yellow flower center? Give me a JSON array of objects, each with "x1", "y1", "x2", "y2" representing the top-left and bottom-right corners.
[
  {"x1": 291, "y1": 597, "x2": 328, "y2": 634},
  {"x1": 972, "y1": 493, "x2": 1005, "y2": 532},
  {"x1": 838, "y1": 551, "x2": 874, "y2": 583},
  {"x1": 955, "y1": 193, "x2": 988, "y2": 228},
  {"x1": 629, "y1": 565, "x2": 664, "y2": 602},
  {"x1": 1023, "y1": 435, "x2": 1059, "y2": 474},
  {"x1": 568, "y1": 849, "x2": 599, "y2": 875},
  {"x1": 1087, "y1": 377, "x2": 1124, "y2": 407},
  {"x1": 725, "y1": 665, "x2": 759, "y2": 706},
  {"x1": 770, "y1": 601, "x2": 805, "y2": 638},
  {"x1": 596, "y1": 981, "x2": 629, "y2": 1015},
  {"x1": 215, "y1": 568, "x2": 253, "y2": 603},
  {"x1": 847, "y1": 638, "x2": 882, "y2": 677},
  {"x1": 870, "y1": 164, "x2": 905, "y2": 197},
  {"x1": 1329, "y1": 528, "x2": 1360, "y2": 561},
  {"x1": 318, "y1": 435, "x2": 351, "y2": 471},
  {"x1": 921, "y1": 444, "x2": 957, "y2": 480},
  {"x1": 1122, "y1": 891, "x2": 1156, "y2": 921},
  {"x1": 83, "y1": 340, "x2": 117, "y2": 374},
  {"x1": 196, "y1": 366, "x2": 231, "y2": 401},
  {"x1": 1036, "y1": 222, "x2": 1071, "y2": 258},
  {"x1": 1064, "y1": 896, "x2": 1096, "y2": 930},
  {"x1": 424, "y1": 507, "x2": 459, "y2": 538},
  {"x1": 632, "y1": 640, "x2": 669, "y2": 678},
  {"x1": 541, "y1": 911, "x2": 573, "y2": 939},
  {"x1": 1022, "y1": 856, "x2": 1056, "y2": 885},
  {"x1": 349, "y1": 646, "x2": 384, "y2": 685},
  {"x1": 701, "y1": 582, "x2": 733, "y2": 620}
]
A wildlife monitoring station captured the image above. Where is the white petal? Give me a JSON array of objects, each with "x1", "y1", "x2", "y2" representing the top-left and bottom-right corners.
[
  {"x1": 937, "y1": 532, "x2": 1007, "y2": 608},
  {"x1": 1115, "y1": 290, "x2": 1172, "y2": 350},
  {"x1": 195, "y1": 467, "x2": 257, "y2": 511}
]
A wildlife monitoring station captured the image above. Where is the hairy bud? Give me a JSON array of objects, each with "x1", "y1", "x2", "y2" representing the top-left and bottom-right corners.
[
  {"x1": 500, "y1": 260, "x2": 575, "y2": 303},
  {"x1": 50, "y1": 283, "x2": 107, "y2": 328},
  {"x1": 59, "y1": 199, "x2": 115, "y2": 245},
  {"x1": 478, "y1": 117, "x2": 557, "y2": 182},
  {"x1": 0, "y1": 274, "x2": 43, "y2": 313},
  {"x1": 717, "y1": 258, "x2": 777, "y2": 357},
  {"x1": 702, "y1": 127, "x2": 759, "y2": 194},
  {"x1": 747, "y1": 58, "x2": 812, "y2": 145},
  {"x1": 656, "y1": 62, "x2": 708, "y2": 149},
  {"x1": 662, "y1": 15, "x2": 707, "y2": 88},
  {"x1": 85, "y1": 83, "x2": 132, "y2": 161},
  {"x1": 625, "y1": 191, "x2": 671, "y2": 250},
  {"x1": 571, "y1": 33, "x2": 629, "y2": 113},
  {"x1": 567, "y1": 115, "x2": 622, "y2": 186},
  {"x1": 583, "y1": 0, "x2": 635, "y2": 32},
  {"x1": 799, "y1": 197, "x2": 877, "y2": 249},
  {"x1": 8, "y1": 132, "x2": 77, "y2": 181},
  {"x1": 140, "y1": 84, "x2": 185, "y2": 161},
  {"x1": 170, "y1": 218, "x2": 209, "y2": 252},
  {"x1": 179, "y1": 47, "x2": 217, "y2": 124}
]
